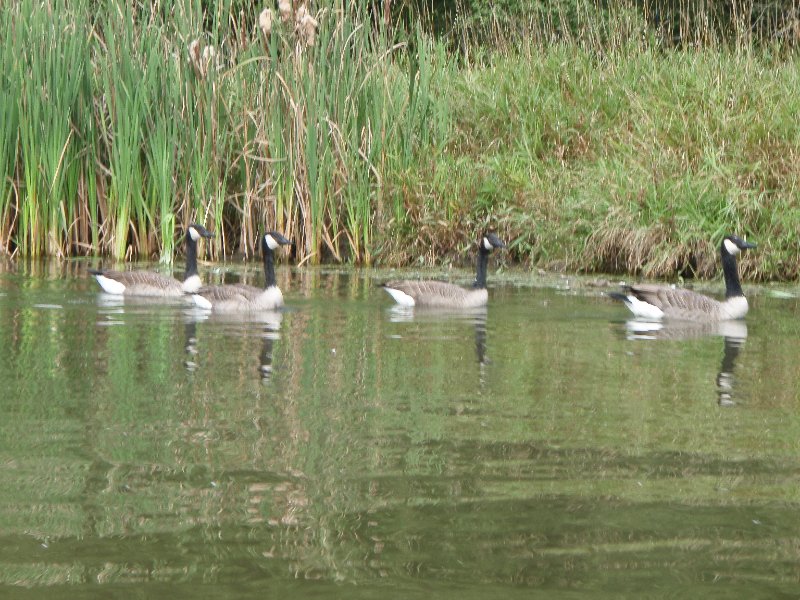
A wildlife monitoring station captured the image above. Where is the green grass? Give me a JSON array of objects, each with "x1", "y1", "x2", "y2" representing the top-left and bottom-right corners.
[{"x1": 388, "y1": 30, "x2": 800, "y2": 281}]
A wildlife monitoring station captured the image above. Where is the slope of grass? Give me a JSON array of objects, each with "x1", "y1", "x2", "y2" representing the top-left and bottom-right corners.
[{"x1": 384, "y1": 38, "x2": 800, "y2": 281}]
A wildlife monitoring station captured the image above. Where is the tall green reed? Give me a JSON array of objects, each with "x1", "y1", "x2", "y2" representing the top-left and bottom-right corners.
[
  {"x1": 15, "y1": 0, "x2": 91, "y2": 257},
  {"x1": 0, "y1": 6, "x2": 19, "y2": 253},
  {"x1": 144, "y1": 60, "x2": 181, "y2": 262},
  {"x1": 247, "y1": 2, "x2": 450, "y2": 264},
  {"x1": 98, "y1": 3, "x2": 151, "y2": 259},
  {"x1": 0, "y1": 0, "x2": 447, "y2": 264}
]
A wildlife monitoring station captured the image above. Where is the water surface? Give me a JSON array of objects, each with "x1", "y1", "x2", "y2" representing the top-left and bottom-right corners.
[{"x1": 1, "y1": 260, "x2": 800, "y2": 598}]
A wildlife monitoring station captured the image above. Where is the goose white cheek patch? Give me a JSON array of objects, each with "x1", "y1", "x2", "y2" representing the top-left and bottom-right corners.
[{"x1": 723, "y1": 239, "x2": 739, "y2": 255}]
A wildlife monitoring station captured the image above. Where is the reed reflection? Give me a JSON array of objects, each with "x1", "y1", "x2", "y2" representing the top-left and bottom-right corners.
[{"x1": 623, "y1": 319, "x2": 748, "y2": 406}]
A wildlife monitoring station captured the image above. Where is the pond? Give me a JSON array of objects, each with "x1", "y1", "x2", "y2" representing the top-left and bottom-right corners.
[{"x1": 1, "y1": 259, "x2": 799, "y2": 598}]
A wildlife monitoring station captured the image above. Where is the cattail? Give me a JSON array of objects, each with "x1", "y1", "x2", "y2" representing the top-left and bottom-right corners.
[
  {"x1": 299, "y1": 13, "x2": 318, "y2": 47},
  {"x1": 295, "y1": 5, "x2": 317, "y2": 47},
  {"x1": 259, "y1": 7, "x2": 273, "y2": 37},
  {"x1": 188, "y1": 39, "x2": 217, "y2": 78},
  {"x1": 278, "y1": 0, "x2": 292, "y2": 23},
  {"x1": 188, "y1": 39, "x2": 204, "y2": 77},
  {"x1": 295, "y1": 3, "x2": 307, "y2": 25},
  {"x1": 188, "y1": 39, "x2": 201, "y2": 64}
]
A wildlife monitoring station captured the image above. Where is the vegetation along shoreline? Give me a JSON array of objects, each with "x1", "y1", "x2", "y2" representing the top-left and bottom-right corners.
[{"x1": 0, "y1": 1, "x2": 796, "y2": 282}]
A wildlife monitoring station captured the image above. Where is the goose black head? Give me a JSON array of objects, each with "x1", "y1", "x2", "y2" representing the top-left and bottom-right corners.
[
  {"x1": 187, "y1": 223, "x2": 214, "y2": 242},
  {"x1": 480, "y1": 233, "x2": 506, "y2": 252},
  {"x1": 263, "y1": 231, "x2": 292, "y2": 252},
  {"x1": 722, "y1": 235, "x2": 756, "y2": 256}
]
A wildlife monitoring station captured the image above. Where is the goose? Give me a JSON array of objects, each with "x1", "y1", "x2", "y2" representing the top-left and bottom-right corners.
[
  {"x1": 89, "y1": 224, "x2": 214, "y2": 296},
  {"x1": 191, "y1": 231, "x2": 292, "y2": 312},
  {"x1": 608, "y1": 235, "x2": 756, "y2": 322},
  {"x1": 382, "y1": 233, "x2": 506, "y2": 308}
]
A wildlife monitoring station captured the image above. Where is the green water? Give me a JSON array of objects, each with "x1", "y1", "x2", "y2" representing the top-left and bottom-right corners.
[{"x1": 1, "y1": 261, "x2": 800, "y2": 599}]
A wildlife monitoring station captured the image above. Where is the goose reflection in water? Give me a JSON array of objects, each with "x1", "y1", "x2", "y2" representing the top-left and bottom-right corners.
[
  {"x1": 184, "y1": 320, "x2": 200, "y2": 373},
  {"x1": 387, "y1": 305, "x2": 490, "y2": 379},
  {"x1": 257, "y1": 318, "x2": 282, "y2": 383},
  {"x1": 183, "y1": 308, "x2": 284, "y2": 382},
  {"x1": 624, "y1": 319, "x2": 748, "y2": 406}
]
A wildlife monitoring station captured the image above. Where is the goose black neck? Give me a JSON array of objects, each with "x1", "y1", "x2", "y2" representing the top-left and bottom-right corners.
[
  {"x1": 721, "y1": 248, "x2": 744, "y2": 298},
  {"x1": 473, "y1": 248, "x2": 490, "y2": 289},
  {"x1": 185, "y1": 234, "x2": 199, "y2": 277},
  {"x1": 263, "y1": 245, "x2": 276, "y2": 288}
]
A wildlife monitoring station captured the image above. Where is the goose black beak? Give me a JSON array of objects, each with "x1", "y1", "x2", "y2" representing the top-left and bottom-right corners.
[
  {"x1": 189, "y1": 223, "x2": 214, "y2": 238},
  {"x1": 485, "y1": 233, "x2": 506, "y2": 249},
  {"x1": 270, "y1": 232, "x2": 292, "y2": 246}
]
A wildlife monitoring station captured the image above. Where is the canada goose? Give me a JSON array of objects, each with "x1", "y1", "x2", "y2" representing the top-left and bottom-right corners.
[
  {"x1": 89, "y1": 224, "x2": 214, "y2": 296},
  {"x1": 609, "y1": 235, "x2": 756, "y2": 322},
  {"x1": 382, "y1": 233, "x2": 506, "y2": 308},
  {"x1": 191, "y1": 231, "x2": 292, "y2": 311}
]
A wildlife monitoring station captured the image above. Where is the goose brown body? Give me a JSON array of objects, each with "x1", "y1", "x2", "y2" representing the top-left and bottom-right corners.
[
  {"x1": 616, "y1": 283, "x2": 749, "y2": 322},
  {"x1": 192, "y1": 283, "x2": 284, "y2": 312},
  {"x1": 381, "y1": 280, "x2": 488, "y2": 308},
  {"x1": 382, "y1": 233, "x2": 505, "y2": 309},
  {"x1": 91, "y1": 270, "x2": 186, "y2": 296},
  {"x1": 89, "y1": 224, "x2": 213, "y2": 296}
]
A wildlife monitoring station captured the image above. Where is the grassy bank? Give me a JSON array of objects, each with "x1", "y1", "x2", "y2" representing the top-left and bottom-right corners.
[
  {"x1": 397, "y1": 39, "x2": 800, "y2": 281},
  {"x1": 1, "y1": 1, "x2": 799, "y2": 280},
  {"x1": 382, "y1": 5, "x2": 800, "y2": 282}
]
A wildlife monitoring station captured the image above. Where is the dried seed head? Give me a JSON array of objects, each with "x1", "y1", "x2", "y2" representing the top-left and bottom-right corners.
[
  {"x1": 295, "y1": 4, "x2": 307, "y2": 25},
  {"x1": 188, "y1": 39, "x2": 205, "y2": 77},
  {"x1": 188, "y1": 39, "x2": 217, "y2": 78},
  {"x1": 188, "y1": 39, "x2": 201, "y2": 64},
  {"x1": 259, "y1": 8, "x2": 273, "y2": 37},
  {"x1": 300, "y1": 13, "x2": 318, "y2": 47},
  {"x1": 278, "y1": 0, "x2": 292, "y2": 23}
]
